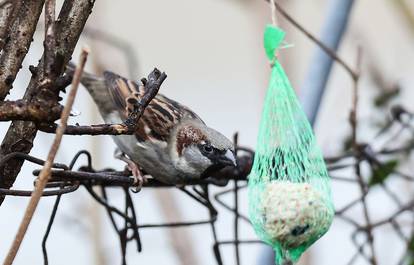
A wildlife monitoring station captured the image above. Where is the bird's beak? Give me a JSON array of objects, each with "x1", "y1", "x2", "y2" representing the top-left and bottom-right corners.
[
  {"x1": 221, "y1": 150, "x2": 237, "y2": 167},
  {"x1": 201, "y1": 149, "x2": 237, "y2": 179}
]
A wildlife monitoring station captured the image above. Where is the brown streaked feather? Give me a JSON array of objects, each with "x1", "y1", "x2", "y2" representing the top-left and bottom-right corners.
[
  {"x1": 176, "y1": 126, "x2": 207, "y2": 155},
  {"x1": 103, "y1": 71, "x2": 204, "y2": 143}
]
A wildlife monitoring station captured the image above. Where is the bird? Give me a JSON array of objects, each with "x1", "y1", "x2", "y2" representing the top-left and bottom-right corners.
[{"x1": 68, "y1": 65, "x2": 237, "y2": 190}]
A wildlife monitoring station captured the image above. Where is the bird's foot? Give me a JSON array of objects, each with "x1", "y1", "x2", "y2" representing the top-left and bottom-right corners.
[
  {"x1": 114, "y1": 149, "x2": 147, "y2": 193},
  {"x1": 126, "y1": 162, "x2": 148, "y2": 193}
]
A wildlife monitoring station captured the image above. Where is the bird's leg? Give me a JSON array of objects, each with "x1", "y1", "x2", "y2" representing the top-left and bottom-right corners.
[{"x1": 114, "y1": 148, "x2": 147, "y2": 193}]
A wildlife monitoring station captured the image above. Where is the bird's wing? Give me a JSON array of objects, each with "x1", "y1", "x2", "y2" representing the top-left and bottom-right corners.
[{"x1": 103, "y1": 71, "x2": 204, "y2": 143}]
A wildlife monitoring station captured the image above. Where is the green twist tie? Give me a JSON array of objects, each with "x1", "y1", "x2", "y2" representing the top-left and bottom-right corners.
[{"x1": 264, "y1": 24, "x2": 286, "y2": 60}]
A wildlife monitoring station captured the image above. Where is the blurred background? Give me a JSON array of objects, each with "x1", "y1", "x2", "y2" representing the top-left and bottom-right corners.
[{"x1": 1, "y1": 0, "x2": 414, "y2": 264}]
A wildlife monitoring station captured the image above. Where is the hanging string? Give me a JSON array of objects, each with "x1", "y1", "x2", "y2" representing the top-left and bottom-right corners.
[
  {"x1": 269, "y1": 0, "x2": 278, "y2": 26},
  {"x1": 268, "y1": 0, "x2": 293, "y2": 61},
  {"x1": 269, "y1": 0, "x2": 279, "y2": 64}
]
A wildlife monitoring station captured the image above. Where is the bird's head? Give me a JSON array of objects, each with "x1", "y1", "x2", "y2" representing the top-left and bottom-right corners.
[{"x1": 171, "y1": 120, "x2": 236, "y2": 179}]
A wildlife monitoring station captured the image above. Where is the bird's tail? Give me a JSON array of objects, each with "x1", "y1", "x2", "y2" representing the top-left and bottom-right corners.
[
  {"x1": 65, "y1": 62, "x2": 115, "y2": 116},
  {"x1": 66, "y1": 62, "x2": 105, "y2": 89}
]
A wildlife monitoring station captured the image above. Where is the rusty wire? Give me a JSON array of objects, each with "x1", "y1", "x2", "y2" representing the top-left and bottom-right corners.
[
  {"x1": 0, "y1": 141, "x2": 251, "y2": 265},
  {"x1": 2, "y1": 107, "x2": 414, "y2": 265}
]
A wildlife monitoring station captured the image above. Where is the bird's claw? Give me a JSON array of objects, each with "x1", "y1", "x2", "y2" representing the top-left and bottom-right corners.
[
  {"x1": 125, "y1": 162, "x2": 148, "y2": 193},
  {"x1": 115, "y1": 149, "x2": 147, "y2": 193}
]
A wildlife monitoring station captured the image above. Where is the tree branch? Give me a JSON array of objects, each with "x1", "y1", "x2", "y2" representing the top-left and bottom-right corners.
[
  {"x1": 44, "y1": 0, "x2": 56, "y2": 76},
  {"x1": 0, "y1": 100, "x2": 62, "y2": 122},
  {"x1": 0, "y1": 0, "x2": 95, "y2": 206},
  {"x1": 0, "y1": 0, "x2": 19, "y2": 52},
  {"x1": 0, "y1": 0, "x2": 44, "y2": 100},
  {"x1": 125, "y1": 68, "x2": 167, "y2": 130},
  {"x1": 38, "y1": 123, "x2": 130, "y2": 135},
  {"x1": 38, "y1": 68, "x2": 167, "y2": 135}
]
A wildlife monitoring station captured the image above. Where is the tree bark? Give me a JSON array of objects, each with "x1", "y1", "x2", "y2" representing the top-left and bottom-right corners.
[
  {"x1": 0, "y1": 0, "x2": 96, "y2": 205},
  {"x1": 0, "y1": 0, "x2": 45, "y2": 100},
  {"x1": 0, "y1": 100, "x2": 62, "y2": 122}
]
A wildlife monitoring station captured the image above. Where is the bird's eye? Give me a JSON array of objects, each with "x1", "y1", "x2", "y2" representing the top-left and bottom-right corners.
[{"x1": 202, "y1": 144, "x2": 213, "y2": 153}]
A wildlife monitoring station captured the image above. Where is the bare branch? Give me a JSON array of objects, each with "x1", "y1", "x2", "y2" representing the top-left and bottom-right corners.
[
  {"x1": 44, "y1": 0, "x2": 56, "y2": 76},
  {"x1": 0, "y1": 0, "x2": 95, "y2": 206},
  {"x1": 0, "y1": 100, "x2": 62, "y2": 122},
  {"x1": 39, "y1": 123, "x2": 130, "y2": 135},
  {"x1": 0, "y1": 0, "x2": 45, "y2": 100},
  {"x1": 125, "y1": 68, "x2": 167, "y2": 130},
  {"x1": 0, "y1": 0, "x2": 20, "y2": 52},
  {"x1": 3, "y1": 48, "x2": 88, "y2": 265},
  {"x1": 38, "y1": 68, "x2": 167, "y2": 135}
]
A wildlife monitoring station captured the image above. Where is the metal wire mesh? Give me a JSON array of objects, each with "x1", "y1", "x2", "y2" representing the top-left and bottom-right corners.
[{"x1": 2, "y1": 106, "x2": 414, "y2": 265}]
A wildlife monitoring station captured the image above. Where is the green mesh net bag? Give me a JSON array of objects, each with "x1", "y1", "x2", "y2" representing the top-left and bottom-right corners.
[{"x1": 248, "y1": 25, "x2": 334, "y2": 265}]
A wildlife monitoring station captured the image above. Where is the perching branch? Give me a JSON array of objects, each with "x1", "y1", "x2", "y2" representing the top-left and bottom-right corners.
[
  {"x1": 38, "y1": 68, "x2": 167, "y2": 135},
  {"x1": 125, "y1": 68, "x2": 167, "y2": 130},
  {"x1": 38, "y1": 123, "x2": 133, "y2": 135}
]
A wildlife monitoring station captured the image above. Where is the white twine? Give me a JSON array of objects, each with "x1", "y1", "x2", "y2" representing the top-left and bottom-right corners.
[{"x1": 270, "y1": 0, "x2": 278, "y2": 26}]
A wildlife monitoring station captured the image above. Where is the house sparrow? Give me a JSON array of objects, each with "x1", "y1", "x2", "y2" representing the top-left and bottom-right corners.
[{"x1": 71, "y1": 67, "x2": 236, "y2": 188}]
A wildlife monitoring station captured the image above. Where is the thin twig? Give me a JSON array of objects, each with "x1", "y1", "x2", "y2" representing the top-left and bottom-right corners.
[
  {"x1": 124, "y1": 68, "x2": 167, "y2": 130},
  {"x1": 37, "y1": 68, "x2": 167, "y2": 135},
  {"x1": 3, "y1": 48, "x2": 89, "y2": 265},
  {"x1": 233, "y1": 133, "x2": 241, "y2": 265},
  {"x1": 350, "y1": 46, "x2": 377, "y2": 265}
]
